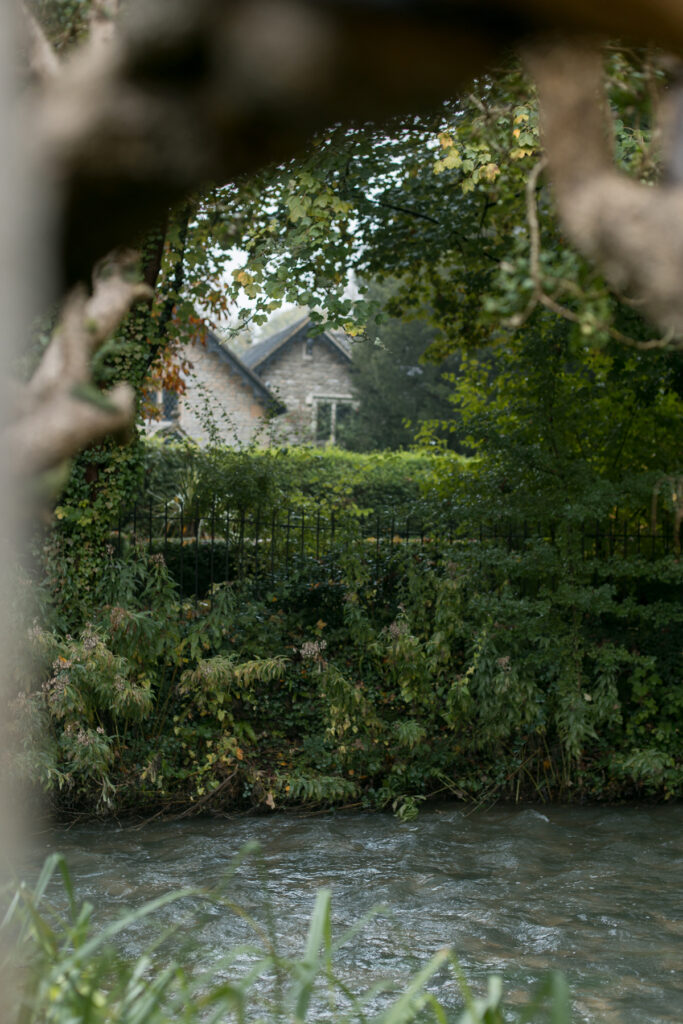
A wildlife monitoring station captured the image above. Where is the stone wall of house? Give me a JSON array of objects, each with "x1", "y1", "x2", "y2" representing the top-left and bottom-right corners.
[
  {"x1": 145, "y1": 335, "x2": 356, "y2": 448},
  {"x1": 146, "y1": 344, "x2": 270, "y2": 448},
  {"x1": 182, "y1": 345, "x2": 272, "y2": 446},
  {"x1": 259, "y1": 337, "x2": 354, "y2": 443}
]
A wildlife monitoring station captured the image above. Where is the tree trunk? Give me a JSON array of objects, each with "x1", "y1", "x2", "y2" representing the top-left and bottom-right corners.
[{"x1": 0, "y1": 0, "x2": 38, "y2": 1009}]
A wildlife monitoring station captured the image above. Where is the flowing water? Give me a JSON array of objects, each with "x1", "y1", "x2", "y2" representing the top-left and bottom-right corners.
[{"x1": 27, "y1": 805, "x2": 683, "y2": 1023}]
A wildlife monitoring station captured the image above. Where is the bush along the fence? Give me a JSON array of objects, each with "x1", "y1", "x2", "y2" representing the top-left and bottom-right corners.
[
  {"x1": 105, "y1": 502, "x2": 681, "y2": 602},
  {"x1": 16, "y1": 516, "x2": 683, "y2": 819},
  {"x1": 141, "y1": 439, "x2": 462, "y2": 516},
  {"x1": 42, "y1": 442, "x2": 456, "y2": 622}
]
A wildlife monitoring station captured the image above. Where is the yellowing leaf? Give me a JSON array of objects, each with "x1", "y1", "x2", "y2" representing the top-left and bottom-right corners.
[
  {"x1": 482, "y1": 163, "x2": 500, "y2": 182},
  {"x1": 343, "y1": 321, "x2": 364, "y2": 337},
  {"x1": 434, "y1": 148, "x2": 462, "y2": 175}
]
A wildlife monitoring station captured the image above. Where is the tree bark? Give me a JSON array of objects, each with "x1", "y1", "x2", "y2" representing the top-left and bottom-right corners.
[
  {"x1": 0, "y1": 0, "x2": 38, "y2": 1010},
  {"x1": 527, "y1": 41, "x2": 683, "y2": 342}
]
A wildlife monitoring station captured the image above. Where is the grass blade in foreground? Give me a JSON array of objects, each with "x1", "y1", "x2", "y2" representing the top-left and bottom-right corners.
[{"x1": 3, "y1": 854, "x2": 573, "y2": 1023}]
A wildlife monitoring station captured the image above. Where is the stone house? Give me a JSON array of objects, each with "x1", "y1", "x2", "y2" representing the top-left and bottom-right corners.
[{"x1": 146, "y1": 316, "x2": 356, "y2": 447}]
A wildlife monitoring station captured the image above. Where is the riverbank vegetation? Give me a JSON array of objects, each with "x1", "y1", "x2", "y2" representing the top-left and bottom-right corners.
[
  {"x1": 18, "y1": 414, "x2": 683, "y2": 819},
  {"x1": 12, "y1": 29, "x2": 683, "y2": 821},
  {"x1": 19, "y1": 308, "x2": 683, "y2": 821}
]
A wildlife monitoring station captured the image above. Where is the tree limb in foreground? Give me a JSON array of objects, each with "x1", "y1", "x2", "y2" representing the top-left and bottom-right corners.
[
  {"x1": 526, "y1": 40, "x2": 683, "y2": 345},
  {"x1": 6, "y1": 255, "x2": 151, "y2": 476}
]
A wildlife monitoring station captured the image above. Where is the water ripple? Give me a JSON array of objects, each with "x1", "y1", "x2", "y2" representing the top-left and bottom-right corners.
[{"x1": 25, "y1": 804, "x2": 683, "y2": 1024}]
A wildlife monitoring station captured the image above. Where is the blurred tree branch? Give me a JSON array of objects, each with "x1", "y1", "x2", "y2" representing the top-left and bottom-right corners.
[
  {"x1": 7, "y1": 255, "x2": 151, "y2": 477},
  {"x1": 13, "y1": 0, "x2": 683, "y2": 465},
  {"x1": 527, "y1": 40, "x2": 683, "y2": 345}
]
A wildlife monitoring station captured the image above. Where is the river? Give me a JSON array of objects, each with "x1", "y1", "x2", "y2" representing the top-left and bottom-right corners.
[{"x1": 26, "y1": 805, "x2": 683, "y2": 1022}]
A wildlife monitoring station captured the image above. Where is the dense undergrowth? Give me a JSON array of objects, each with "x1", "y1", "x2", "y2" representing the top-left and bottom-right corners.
[{"x1": 15, "y1": 499, "x2": 683, "y2": 819}]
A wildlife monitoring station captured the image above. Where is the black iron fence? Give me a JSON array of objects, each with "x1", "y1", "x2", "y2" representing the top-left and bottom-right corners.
[{"x1": 111, "y1": 502, "x2": 680, "y2": 600}]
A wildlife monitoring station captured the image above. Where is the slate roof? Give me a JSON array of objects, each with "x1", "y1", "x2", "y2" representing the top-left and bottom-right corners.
[
  {"x1": 204, "y1": 329, "x2": 286, "y2": 413},
  {"x1": 242, "y1": 316, "x2": 352, "y2": 372}
]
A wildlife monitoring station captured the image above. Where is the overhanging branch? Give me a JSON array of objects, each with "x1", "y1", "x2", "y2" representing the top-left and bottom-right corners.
[
  {"x1": 6, "y1": 255, "x2": 151, "y2": 476},
  {"x1": 526, "y1": 40, "x2": 683, "y2": 347}
]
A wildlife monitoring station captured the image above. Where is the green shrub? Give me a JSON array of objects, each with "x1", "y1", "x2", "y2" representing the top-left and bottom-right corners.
[
  {"x1": 21, "y1": 520, "x2": 683, "y2": 818},
  {"x1": 142, "y1": 439, "x2": 465, "y2": 516}
]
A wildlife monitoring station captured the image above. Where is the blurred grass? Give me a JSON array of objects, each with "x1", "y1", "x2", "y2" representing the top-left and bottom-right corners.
[{"x1": 2, "y1": 850, "x2": 571, "y2": 1024}]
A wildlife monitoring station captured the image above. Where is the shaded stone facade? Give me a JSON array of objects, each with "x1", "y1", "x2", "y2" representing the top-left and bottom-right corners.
[
  {"x1": 244, "y1": 318, "x2": 356, "y2": 444},
  {"x1": 146, "y1": 318, "x2": 355, "y2": 447}
]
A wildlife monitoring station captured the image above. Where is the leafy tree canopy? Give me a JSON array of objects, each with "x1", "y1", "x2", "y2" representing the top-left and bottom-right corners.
[
  {"x1": 419, "y1": 311, "x2": 683, "y2": 521},
  {"x1": 337, "y1": 279, "x2": 464, "y2": 452},
  {"x1": 192, "y1": 51, "x2": 667, "y2": 354}
]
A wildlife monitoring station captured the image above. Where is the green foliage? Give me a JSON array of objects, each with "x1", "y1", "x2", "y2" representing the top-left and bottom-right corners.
[
  {"x1": 26, "y1": 0, "x2": 681, "y2": 836},
  {"x1": 337, "y1": 279, "x2": 464, "y2": 452},
  {"x1": 23, "y1": 500, "x2": 683, "y2": 817},
  {"x1": 31, "y1": 305, "x2": 683, "y2": 815},
  {"x1": 197, "y1": 51, "x2": 671, "y2": 359},
  {"x1": 419, "y1": 313, "x2": 683, "y2": 526},
  {"x1": 44, "y1": 435, "x2": 147, "y2": 625},
  {"x1": 142, "y1": 441, "x2": 460, "y2": 517},
  {"x1": 3, "y1": 854, "x2": 572, "y2": 1024}
]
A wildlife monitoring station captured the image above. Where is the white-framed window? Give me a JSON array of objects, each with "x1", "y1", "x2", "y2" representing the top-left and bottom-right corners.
[{"x1": 311, "y1": 394, "x2": 356, "y2": 444}]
